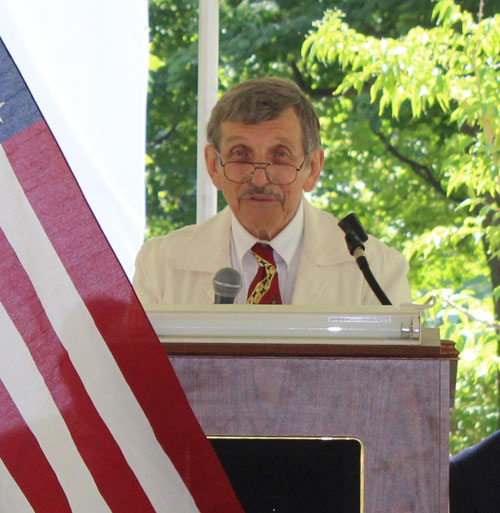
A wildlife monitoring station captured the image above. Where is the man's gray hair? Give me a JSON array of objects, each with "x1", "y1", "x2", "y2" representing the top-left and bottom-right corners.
[{"x1": 207, "y1": 77, "x2": 321, "y2": 154}]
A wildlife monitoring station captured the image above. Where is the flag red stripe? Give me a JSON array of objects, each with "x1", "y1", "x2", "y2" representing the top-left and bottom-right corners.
[
  {"x1": 0, "y1": 379, "x2": 72, "y2": 513},
  {"x1": 4, "y1": 120, "x2": 244, "y2": 512},
  {"x1": 0, "y1": 228, "x2": 157, "y2": 513}
]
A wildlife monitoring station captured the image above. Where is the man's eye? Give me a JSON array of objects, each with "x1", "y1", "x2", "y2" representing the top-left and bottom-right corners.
[
  {"x1": 231, "y1": 157, "x2": 248, "y2": 163},
  {"x1": 275, "y1": 150, "x2": 291, "y2": 160},
  {"x1": 230, "y1": 150, "x2": 248, "y2": 159}
]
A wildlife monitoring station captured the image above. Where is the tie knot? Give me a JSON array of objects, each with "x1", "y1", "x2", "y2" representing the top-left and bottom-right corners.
[{"x1": 251, "y1": 243, "x2": 275, "y2": 265}]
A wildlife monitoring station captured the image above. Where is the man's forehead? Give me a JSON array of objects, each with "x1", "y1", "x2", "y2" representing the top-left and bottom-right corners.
[
  {"x1": 219, "y1": 109, "x2": 302, "y2": 147},
  {"x1": 221, "y1": 133, "x2": 296, "y2": 146}
]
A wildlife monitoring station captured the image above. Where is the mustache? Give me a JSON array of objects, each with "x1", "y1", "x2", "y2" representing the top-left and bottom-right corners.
[{"x1": 238, "y1": 186, "x2": 284, "y2": 201}]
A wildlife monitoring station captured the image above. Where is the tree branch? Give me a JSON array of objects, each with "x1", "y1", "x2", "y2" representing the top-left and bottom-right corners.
[
  {"x1": 443, "y1": 296, "x2": 500, "y2": 331},
  {"x1": 150, "y1": 124, "x2": 179, "y2": 148},
  {"x1": 478, "y1": 0, "x2": 485, "y2": 21},
  {"x1": 288, "y1": 60, "x2": 338, "y2": 99},
  {"x1": 372, "y1": 127, "x2": 465, "y2": 203}
]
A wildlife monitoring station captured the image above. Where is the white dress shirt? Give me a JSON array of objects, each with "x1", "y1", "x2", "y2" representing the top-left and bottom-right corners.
[{"x1": 230, "y1": 201, "x2": 304, "y2": 304}]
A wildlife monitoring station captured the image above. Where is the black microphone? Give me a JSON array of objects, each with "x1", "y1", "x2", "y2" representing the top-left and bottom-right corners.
[
  {"x1": 213, "y1": 267, "x2": 242, "y2": 304},
  {"x1": 338, "y1": 213, "x2": 392, "y2": 305}
]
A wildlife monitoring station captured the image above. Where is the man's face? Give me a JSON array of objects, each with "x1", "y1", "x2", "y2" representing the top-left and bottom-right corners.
[{"x1": 206, "y1": 107, "x2": 324, "y2": 240}]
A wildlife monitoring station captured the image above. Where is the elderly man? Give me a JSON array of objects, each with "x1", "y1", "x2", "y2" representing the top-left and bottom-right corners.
[{"x1": 133, "y1": 77, "x2": 411, "y2": 306}]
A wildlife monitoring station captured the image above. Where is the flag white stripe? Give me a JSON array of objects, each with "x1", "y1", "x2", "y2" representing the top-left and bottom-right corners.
[
  {"x1": 0, "y1": 303, "x2": 112, "y2": 513},
  {"x1": 0, "y1": 148, "x2": 200, "y2": 512},
  {"x1": 0, "y1": 458, "x2": 36, "y2": 513}
]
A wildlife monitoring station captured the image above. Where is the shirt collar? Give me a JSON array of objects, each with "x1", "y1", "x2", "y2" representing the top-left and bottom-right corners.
[{"x1": 231, "y1": 199, "x2": 304, "y2": 268}]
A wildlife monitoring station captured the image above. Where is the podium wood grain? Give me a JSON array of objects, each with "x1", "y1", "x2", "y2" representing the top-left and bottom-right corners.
[{"x1": 169, "y1": 344, "x2": 454, "y2": 513}]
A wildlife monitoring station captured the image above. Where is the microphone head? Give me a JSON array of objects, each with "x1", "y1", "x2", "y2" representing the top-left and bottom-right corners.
[
  {"x1": 338, "y1": 212, "x2": 368, "y2": 242},
  {"x1": 213, "y1": 267, "x2": 242, "y2": 303},
  {"x1": 338, "y1": 213, "x2": 368, "y2": 256}
]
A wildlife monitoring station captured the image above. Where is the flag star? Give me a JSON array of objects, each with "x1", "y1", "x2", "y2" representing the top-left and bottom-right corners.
[{"x1": 0, "y1": 101, "x2": 5, "y2": 122}]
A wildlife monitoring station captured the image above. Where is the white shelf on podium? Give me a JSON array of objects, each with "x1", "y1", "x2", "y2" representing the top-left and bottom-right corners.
[{"x1": 145, "y1": 304, "x2": 439, "y2": 346}]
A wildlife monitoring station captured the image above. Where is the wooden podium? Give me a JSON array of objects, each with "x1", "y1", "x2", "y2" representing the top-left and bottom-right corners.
[{"x1": 151, "y1": 306, "x2": 458, "y2": 513}]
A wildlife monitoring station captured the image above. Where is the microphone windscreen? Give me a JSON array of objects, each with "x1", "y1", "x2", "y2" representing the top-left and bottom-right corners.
[
  {"x1": 338, "y1": 212, "x2": 368, "y2": 242},
  {"x1": 213, "y1": 267, "x2": 242, "y2": 301}
]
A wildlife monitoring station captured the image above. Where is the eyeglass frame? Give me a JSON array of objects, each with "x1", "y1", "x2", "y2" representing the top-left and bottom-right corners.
[{"x1": 216, "y1": 151, "x2": 308, "y2": 185}]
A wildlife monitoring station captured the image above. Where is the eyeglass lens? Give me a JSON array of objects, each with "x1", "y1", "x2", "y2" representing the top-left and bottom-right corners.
[{"x1": 224, "y1": 162, "x2": 297, "y2": 185}]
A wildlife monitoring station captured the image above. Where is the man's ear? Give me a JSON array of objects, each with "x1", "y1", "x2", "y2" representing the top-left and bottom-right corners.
[
  {"x1": 205, "y1": 145, "x2": 222, "y2": 190},
  {"x1": 302, "y1": 148, "x2": 324, "y2": 192}
]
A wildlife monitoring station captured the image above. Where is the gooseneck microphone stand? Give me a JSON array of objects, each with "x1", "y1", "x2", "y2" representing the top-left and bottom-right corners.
[{"x1": 338, "y1": 213, "x2": 392, "y2": 306}]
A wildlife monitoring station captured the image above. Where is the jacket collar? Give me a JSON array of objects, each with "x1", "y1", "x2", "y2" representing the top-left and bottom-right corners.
[{"x1": 167, "y1": 200, "x2": 352, "y2": 273}]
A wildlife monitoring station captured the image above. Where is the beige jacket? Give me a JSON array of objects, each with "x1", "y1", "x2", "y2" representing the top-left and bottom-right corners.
[{"x1": 133, "y1": 200, "x2": 411, "y2": 306}]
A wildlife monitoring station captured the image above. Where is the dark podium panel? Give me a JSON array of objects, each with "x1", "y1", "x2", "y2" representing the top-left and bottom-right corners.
[
  {"x1": 167, "y1": 341, "x2": 457, "y2": 513},
  {"x1": 211, "y1": 437, "x2": 362, "y2": 513}
]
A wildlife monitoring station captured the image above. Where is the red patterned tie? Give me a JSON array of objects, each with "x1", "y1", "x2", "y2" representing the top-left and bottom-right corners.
[{"x1": 247, "y1": 243, "x2": 282, "y2": 304}]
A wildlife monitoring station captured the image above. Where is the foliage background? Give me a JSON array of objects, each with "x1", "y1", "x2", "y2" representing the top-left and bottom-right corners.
[{"x1": 147, "y1": 0, "x2": 500, "y2": 455}]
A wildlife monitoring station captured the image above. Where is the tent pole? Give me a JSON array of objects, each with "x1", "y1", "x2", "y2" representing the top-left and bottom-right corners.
[{"x1": 196, "y1": 0, "x2": 219, "y2": 223}]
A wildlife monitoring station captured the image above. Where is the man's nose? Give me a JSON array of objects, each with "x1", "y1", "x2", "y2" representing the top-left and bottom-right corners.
[{"x1": 250, "y1": 166, "x2": 270, "y2": 186}]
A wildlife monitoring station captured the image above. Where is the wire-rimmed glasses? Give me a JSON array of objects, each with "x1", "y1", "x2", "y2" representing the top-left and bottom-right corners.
[{"x1": 217, "y1": 152, "x2": 307, "y2": 185}]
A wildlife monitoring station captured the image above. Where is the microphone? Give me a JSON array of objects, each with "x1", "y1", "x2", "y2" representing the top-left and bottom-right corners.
[
  {"x1": 338, "y1": 213, "x2": 392, "y2": 305},
  {"x1": 213, "y1": 267, "x2": 242, "y2": 304}
]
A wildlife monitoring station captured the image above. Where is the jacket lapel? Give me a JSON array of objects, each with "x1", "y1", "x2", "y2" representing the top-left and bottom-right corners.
[
  {"x1": 292, "y1": 201, "x2": 352, "y2": 305},
  {"x1": 169, "y1": 207, "x2": 233, "y2": 273},
  {"x1": 165, "y1": 201, "x2": 354, "y2": 305}
]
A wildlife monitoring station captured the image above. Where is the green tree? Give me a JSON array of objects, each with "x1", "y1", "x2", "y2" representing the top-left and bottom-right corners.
[
  {"x1": 147, "y1": 0, "x2": 500, "y2": 453},
  {"x1": 302, "y1": 0, "x2": 500, "y2": 452},
  {"x1": 147, "y1": 0, "x2": 464, "y2": 234}
]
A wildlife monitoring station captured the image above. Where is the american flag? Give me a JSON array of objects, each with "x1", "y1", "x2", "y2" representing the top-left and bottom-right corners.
[{"x1": 0, "y1": 37, "x2": 244, "y2": 513}]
